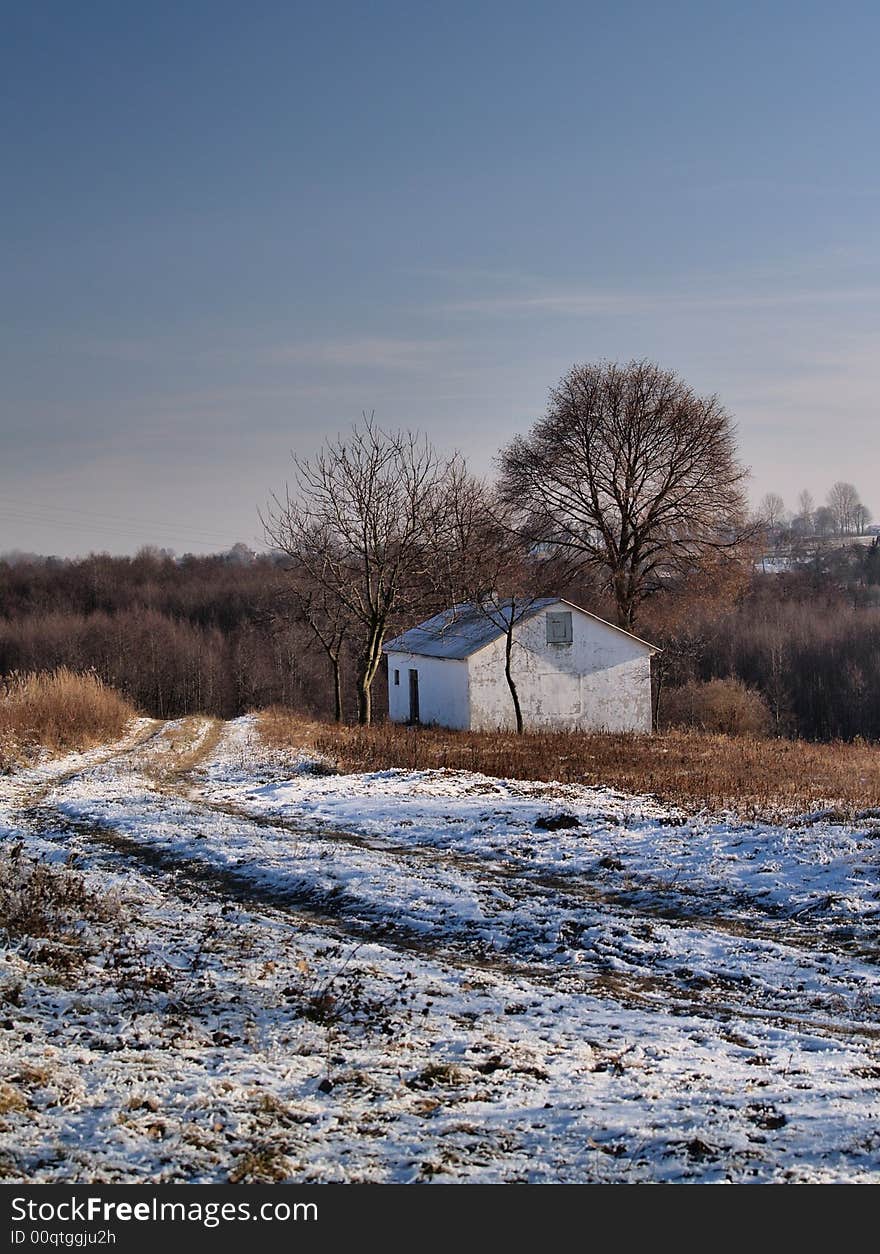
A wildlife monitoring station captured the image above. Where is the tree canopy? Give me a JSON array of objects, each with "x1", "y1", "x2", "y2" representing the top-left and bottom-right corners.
[{"x1": 499, "y1": 360, "x2": 751, "y2": 627}]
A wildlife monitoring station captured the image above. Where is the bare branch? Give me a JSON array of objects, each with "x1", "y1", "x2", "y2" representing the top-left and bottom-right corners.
[{"x1": 262, "y1": 416, "x2": 466, "y2": 723}]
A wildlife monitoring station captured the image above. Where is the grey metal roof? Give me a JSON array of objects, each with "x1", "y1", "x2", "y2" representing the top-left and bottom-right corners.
[
  {"x1": 384, "y1": 600, "x2": 556, "y2": 659},
  {"x1": 383, "y1": 598, "x2": 659, "y2": 660}
]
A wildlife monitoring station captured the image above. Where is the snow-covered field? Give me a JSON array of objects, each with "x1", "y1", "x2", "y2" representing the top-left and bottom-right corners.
[{"x1": 1, "y1": 716, "x2": 878, "y2": 1183}]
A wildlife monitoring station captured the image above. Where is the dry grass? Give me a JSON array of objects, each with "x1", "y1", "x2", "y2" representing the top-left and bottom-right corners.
[
  {"x1": 0, "y1": 669, "x2": 135, "y2": 769},
  {"x1": 257, "y1": 708, "x2": 880, "y2": 819},
  {"x1": 146, "y1": 716, "x2": 223, "y2": 782},
  {"x1": 0, "y1": 843, "x2": 121, "y2": 945},
  {"x1": 257, "y1": 707, "x2": 337, "y2": 754},
  {"x1": 228, "y1": 1146, "x2": 291, "y2": 1184},
  {"x1": 0, "y1": 1082, "x2": 27, "y2": 1116}
]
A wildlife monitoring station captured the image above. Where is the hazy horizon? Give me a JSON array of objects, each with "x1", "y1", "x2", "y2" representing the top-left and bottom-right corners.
[{"x1": 3, "y1": 2, "x2": 879, "y2": 558}]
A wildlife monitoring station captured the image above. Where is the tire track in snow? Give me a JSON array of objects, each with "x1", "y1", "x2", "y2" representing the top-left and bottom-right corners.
[
  {"x1": 18, "y1": 772, "x2": 880, "y2": 1048},
  {"x1": 186, "y1": 792, "x2": 880, "y2": 966},
  {"x1": 0, "y1": 718, "x2": 165, "y2": 816}
]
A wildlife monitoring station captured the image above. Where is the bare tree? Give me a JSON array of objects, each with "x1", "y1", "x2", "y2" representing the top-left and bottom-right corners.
[
  {"x1": 827, "y1": 481, "x2": 861, "y2": 536},
  {"x1": 758, "y1": 492, "x2": 787, "y2": 530},
  {"x1": 498, "y1": 360, "x2": 750, "y2": 628},
  {"x1": 796, "y1": 489, "x2": 815, "y2": 529},
  {"x1": 262, "y1": 415, "x2": 461, "y2": 724},
  {"x1": 814, "y1": 505, "x2": 835, "y2": 538},
  {"x1": 278, "y1": 571, "x2": 350, "y2": 722},
  {"x1": 853, "y1": 502, "x2": 873, "y2": 536}
]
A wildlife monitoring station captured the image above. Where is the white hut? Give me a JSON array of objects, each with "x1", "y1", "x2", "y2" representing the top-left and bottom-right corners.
[{"x1": 383, "y1": 598, "x2": 658, "y2": 733}]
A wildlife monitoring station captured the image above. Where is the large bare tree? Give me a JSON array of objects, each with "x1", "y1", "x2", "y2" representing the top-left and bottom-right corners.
[
  {"x1": 498, "y1": 360, "x2": 750, "y2": 628},
  {"x1": 758, "y1": 492, "x2": 787, "y2": 531},
  {"x1": 262, "y1": 415, "x2": 461, "y2": 724}
]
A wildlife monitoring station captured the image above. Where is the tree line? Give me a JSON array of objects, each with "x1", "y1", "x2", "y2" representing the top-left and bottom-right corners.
[
  {"x1": 655, "y1": 558, "x2": 880, "y2": 741},
  {"x1": 758, "y1": 483, "x2": 874, "y2": 541},
  {"x1": 0, "y1": 552, "x2": 331, "y2": 719}
]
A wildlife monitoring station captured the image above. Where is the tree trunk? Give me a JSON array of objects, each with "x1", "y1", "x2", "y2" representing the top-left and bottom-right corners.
[
  {"x1": 356, "y1": 653, "x2": 380, "y2": 725},
  {"x1": 331, "y1": 655, "x2": 343, "y2": 723},
  {"x1": 652, "y1": 656, "x2": 663, "y2": 731},
  {"x1": 618, "y1": 600, "x2": 637, "y2": 630},
  {"x1": 504, "y1": 627, "x2": 524, "y2": 735},
  {"x1": 356, "y1": 674, "x2": 371, "y2": 725},
  {"x1": 356, "y1": 622, "x2": 387, "y2": 726},
  {"x1": 613, "y1": 566, "x2": 639, "y2": 630}
]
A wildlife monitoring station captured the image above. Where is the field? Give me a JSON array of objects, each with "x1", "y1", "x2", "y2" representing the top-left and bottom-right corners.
[
  {"x1": 0, "y1": 715, "x2": 879, "y2": 1182},
  {"x1": 260, "y1": 709, "x2": 880, "y2": 819}
]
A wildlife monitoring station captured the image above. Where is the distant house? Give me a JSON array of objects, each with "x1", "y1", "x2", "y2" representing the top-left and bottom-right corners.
[{"x1": 383, "y1": 598, "x2": 658, "y2": 733}]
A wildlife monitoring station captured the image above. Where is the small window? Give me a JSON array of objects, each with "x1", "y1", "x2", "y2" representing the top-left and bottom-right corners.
[
  {"x1": 393, "y1": 669, "x2": 400, "y2": 686},
  {"x1": 546, "y1": 611, "x2": 572, "y2": 644}
]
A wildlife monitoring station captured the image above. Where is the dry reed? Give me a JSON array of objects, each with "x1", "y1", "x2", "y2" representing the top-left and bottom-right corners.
[{"x1": 0, "y1": 668, "x2": 135, "y2": 768}]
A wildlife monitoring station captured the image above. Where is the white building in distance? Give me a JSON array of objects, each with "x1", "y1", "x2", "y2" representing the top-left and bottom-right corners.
[{"x1": 383, "y1": 598, "x2": 658, "y2": 733}]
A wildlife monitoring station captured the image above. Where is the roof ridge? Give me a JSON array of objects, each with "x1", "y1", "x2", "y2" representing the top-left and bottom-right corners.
[{"x1": 383, "y1": 596, "x2": 657, "y2": 660}]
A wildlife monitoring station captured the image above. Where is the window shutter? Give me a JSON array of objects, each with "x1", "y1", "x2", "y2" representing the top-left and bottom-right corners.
[{"x1": 546, "y1": 611, "x2": 572, "y2": 644}]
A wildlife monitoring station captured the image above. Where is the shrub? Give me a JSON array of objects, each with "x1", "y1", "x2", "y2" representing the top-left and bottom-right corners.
[{"x1": 660, "y1": 678, "x2": 771, "y2": 736}]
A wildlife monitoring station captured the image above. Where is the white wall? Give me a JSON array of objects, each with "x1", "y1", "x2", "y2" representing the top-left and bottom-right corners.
[
  {"x1": 386, "y1": 651, "x2": 470, "y2": 729},
  {"x1": 467, "y1": 603, "x2": 653, "y2": 733}
]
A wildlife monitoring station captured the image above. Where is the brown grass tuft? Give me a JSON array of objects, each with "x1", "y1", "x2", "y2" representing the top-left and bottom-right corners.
[
  {"x1": 228, "y1": 1145, "x2": 291, "y2": 1184},
  {"x1": 258, "y1": 713, "x2": 880, "y2": 820},
  {"x1": 0, "y1": 1082, "x2": 27, "y2": 1116},
  {"x1": 0, "y1": 668, "x2": 135, "y2": 768}
]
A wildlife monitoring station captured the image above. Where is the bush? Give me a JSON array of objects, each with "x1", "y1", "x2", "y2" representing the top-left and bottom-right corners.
[
  {"x1": 660, "y1": 678, "x2": 771, "y2": 736},
  {"x1": 0, "y1": 668, "x2": 135, "y2": 767}
]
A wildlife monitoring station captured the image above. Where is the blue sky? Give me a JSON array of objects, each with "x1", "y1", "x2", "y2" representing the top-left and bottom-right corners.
[{"x1": 2, "y1": 1, "x2": 879, "y2": 554}]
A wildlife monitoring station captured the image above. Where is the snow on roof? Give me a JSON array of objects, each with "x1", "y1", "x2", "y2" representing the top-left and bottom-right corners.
[
  {"x1": 383, "y1": 598, "x2": 658, "y2": 659},
  {"x1": 383, "y1": 600, "x2": 553, "y2": 659}
]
